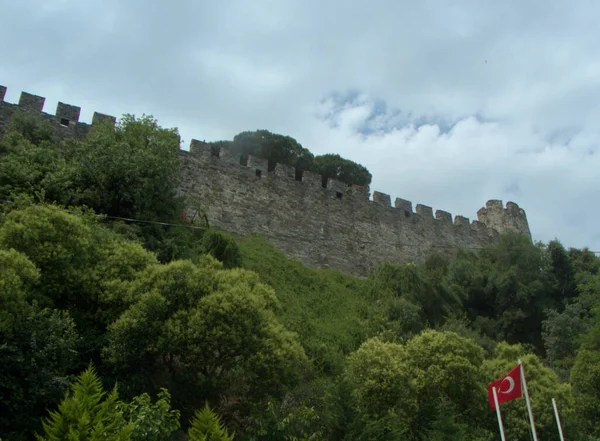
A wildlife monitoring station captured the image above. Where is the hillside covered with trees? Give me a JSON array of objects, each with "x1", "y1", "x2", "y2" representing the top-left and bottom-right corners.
[{"x1": 1, "y1": 112, "x2": 599, "y2": 441}]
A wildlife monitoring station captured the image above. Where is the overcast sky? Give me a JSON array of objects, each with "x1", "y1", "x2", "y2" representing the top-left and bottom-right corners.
[{"x1": 2, "y1": 0, "x2": 599, "y2": 251}]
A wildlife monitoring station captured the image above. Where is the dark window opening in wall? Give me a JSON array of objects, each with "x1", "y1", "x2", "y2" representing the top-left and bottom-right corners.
[
  {"x1": 321, "y1": 176, "x2": 328, "y2": 188},
  {"x1": 60, "y1": 118, "x2": 69, "y2": 127},
  {"x1": 404, "y1": 210, "x2": 411, "y2": 217},
  {"x1": 336, "y1": 192, "x2": 343, "y2": 199},
  {"x1": 295, "y1": 168, "x2": 303, "y2": 181},
  {"x1": 210, "y1": 145, "x2": 220, "y2": 157},
  {"x1": 255, "y1": 169, "x2": 262, "y2": 178},
  {"x1": 240, "y1": 155, "x2": 248, "y2": 166}
]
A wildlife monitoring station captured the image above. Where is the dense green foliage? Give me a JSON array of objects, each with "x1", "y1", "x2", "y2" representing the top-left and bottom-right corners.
[
  {"x1": 312, "y1": 153, "x2": 372, "y2": 187},
  {"x1": 214, "y1": 129, "x2": 372, "y2": 186},
  {"x1": 1, "y1": 112, "x2": 599, "y2": 440},
  {"x1": 229, "y1": 130, "x2": 314, "y2": 174}
]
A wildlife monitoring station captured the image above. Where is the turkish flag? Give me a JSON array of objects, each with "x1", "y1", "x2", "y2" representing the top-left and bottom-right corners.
[{"x1": 488, "y1": 364, "x2": 523, "y2": 410}]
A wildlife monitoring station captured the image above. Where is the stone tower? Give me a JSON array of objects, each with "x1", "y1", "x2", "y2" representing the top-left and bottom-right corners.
[{"x1": 477, "y1": 200, "x2": 532, "y2": 240}]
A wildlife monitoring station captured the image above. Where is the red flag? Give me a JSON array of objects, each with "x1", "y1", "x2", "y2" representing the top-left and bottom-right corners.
[{"x1": 488, "y1": 364, "x2": 523, "y2": 410}]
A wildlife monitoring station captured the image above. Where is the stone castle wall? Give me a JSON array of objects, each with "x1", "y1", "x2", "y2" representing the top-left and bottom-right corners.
[{"x1": 0, "y1": 86, "x2": 532, "y2": 276}]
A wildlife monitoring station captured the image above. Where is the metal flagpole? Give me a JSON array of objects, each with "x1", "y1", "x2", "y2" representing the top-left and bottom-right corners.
[
  {"x1": 552, "y1": 398, "x2": 566, "y2": 441},
  {"x1": 518, "y1": 359, "x2": 538, "y2": 441},
  {"x1": 493, "y1": 386, "x2": 507, "y2": 441}
]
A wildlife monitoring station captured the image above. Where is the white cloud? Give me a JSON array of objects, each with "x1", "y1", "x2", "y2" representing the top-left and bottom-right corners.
[{"x1": 1, "y1": 0, "x2": 599, "y2": 251}]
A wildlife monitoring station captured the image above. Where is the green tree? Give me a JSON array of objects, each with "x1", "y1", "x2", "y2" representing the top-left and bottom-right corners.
[
  {"x1": 1, "y1": 111, "x2": 57, "y2": 146},
  {"x1": 570, "y1": 349, "x2": 600, "y2": 438},
  {"x1": 568, "y1": 247, "x2": 600, "y2": 282},
  {"x1": 454, "y1": 234, "x2": 559, "y2": 352},
  {"x1": 425, "y1": 399, "x2": 469, "y2": 441},
  {"x1": 106, "y1": 257, "x2": 308, "y2": 413},
  {"x1": 0, "y1": 304, "x2": 78, "y2": 440},
  {"x1": 186, "y1": 284, "x2": 307, "y2": 397},
  {"x1": 438, "y1": 314, "x2": 498, "y2": 355},
  {"x1": 382, "y1": 296, "x2": 424, "y2": 342},
  {"x1": 547, "y1": 240, "x2": 577, "y2": 300},
  {"x1": 188, "y1": 403, "x2": 234, "y2": 441},
  {"x1": 0, "y1": 205, "x2": 156, "y2": 312},
  {"x1": 0, "y1": 249, "x2": 79, "y2": 440},
  {"x1": 0, "y1": 111, "x2": 195, "y2": 264},
  {"x1": 75, "y1": 114, "x2": 181, "y2": 220},
  {"x1": 369, "y1": 262, "x2": 458, "y2": 327},
  {"x1": 0, "y1": 247, "x2": 40, "y2": 304},
  {"x1": 313, "y1": 153, "x2": 372, "y2": 187},
  {"x1": 0, "y1": 205, "x2": 157, "y2": 367},
  {"x1": 36, "y1": 366, "x2": 132, "y2": 441},
  {"x1": 568, "y1": 301, "x2": 600, "y2": 439},
  {"x1": 0, "y1": 115, "x2": 76, "y2": 206},
  {"x1": 404, "y1": 330, "x2": 487, "y2": 439},
  {"x1": 542, "y1": 302, "x2": 591, "y2": 379},
  {"x1": 200, "y1": 229, "x2": 242, "y2": 268},
  {"x1": 247, "y1": 398, "x2": 328, "y2": 441},
  {"x1": 343, "y1": 338, "x2": 417, "y2": 439},
  {"x1": 230, "y1": 130, "x2": 314, "y2": 173}
]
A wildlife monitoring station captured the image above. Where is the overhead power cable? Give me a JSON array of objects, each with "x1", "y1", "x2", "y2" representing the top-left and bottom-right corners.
[{"x1": 0, "y1": 199, "x2": 599, "y2": 253}]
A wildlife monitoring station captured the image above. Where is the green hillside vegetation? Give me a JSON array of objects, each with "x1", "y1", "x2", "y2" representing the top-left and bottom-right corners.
[
  {"x1": 1, "y1": 111, "x2": 600, "y2": 441},
  {"x1": 238, "y1": 235, "x2": 372, "y2": 374}
]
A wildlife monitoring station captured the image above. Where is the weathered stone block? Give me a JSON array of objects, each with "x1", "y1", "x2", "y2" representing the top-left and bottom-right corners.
[
  {"x1": 416, "y1": 204, "x2": 433, "y2": 218},
  {"x1": 350, "y1": 184, "x2": 370, "y2": 200},
  {"x1": 274, "y1": 163, "x2": 296, "y2": 179},
  {"x1": 395, "y1": 198, "x2": 413, "y2": 215},
  {"x1": 505, "y1": 201, "x2": 520, "y2": 211},
  {"x1": 435, "y1": 210, "x2": 452, "y2": 224},
  {"x1": 92, "y1": 112, "x2": 116, "y2": 127},
  {"x1": 190, "y1": 139, "x2": 212, "y2": 158},
  {"x1": 220, "y1": 146, "x2": 240, "y2": 164},
  {"x1": 373, "y1": 191, "x2": 391, "y2": 206},
  {"x1": 327, "y1": 178, "x2": 347, "y2": 194},
  {"x1": 56, "y1": 102, "x2": 81, "y2": 124},
  {"x1": 302, "y1": 170, "x2": 322, "y2": 187},
  {"x1": 454, "y1": 215, "x2": 470, "y2": 226},
  {"x1": 247, "y1": 155, "x2": 268, "y2": 172},
  {"x1": 0, "y1": 85, "x2": 6, "y2": 101},
  {"x1": 19, "y1": 91, "x2": 45, "y2": 111},
  {"x1": 486, "y1": 199, "x2": 503, "y2": 209}
]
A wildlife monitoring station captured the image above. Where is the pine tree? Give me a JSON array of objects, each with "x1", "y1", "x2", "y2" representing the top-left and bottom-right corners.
[
  {"x1": 36, "y1": 365, "x2": 132, "y2": 441},
  {"x1": 188, "y1": 402, "x2": 234, "y2": 441}
]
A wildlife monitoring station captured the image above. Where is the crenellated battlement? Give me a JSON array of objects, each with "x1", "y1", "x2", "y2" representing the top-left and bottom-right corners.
[
  {"x1": 0, "y1": 85, "x2": 116, "y2": 137},
  {"x1": 183, "y1": 136, "x2": 525, "y2": 233},
  {"x1": 0, "y1": 84, "x2": 533, "y2": 276},
  {"x1": 182, "y1": 136, "x2": 506, "y2": 231}
]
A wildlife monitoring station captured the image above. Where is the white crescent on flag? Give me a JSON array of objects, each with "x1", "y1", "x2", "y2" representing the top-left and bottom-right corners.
[{"x1": 500, "y1": 376, "x2": 515, "y2": 394}]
